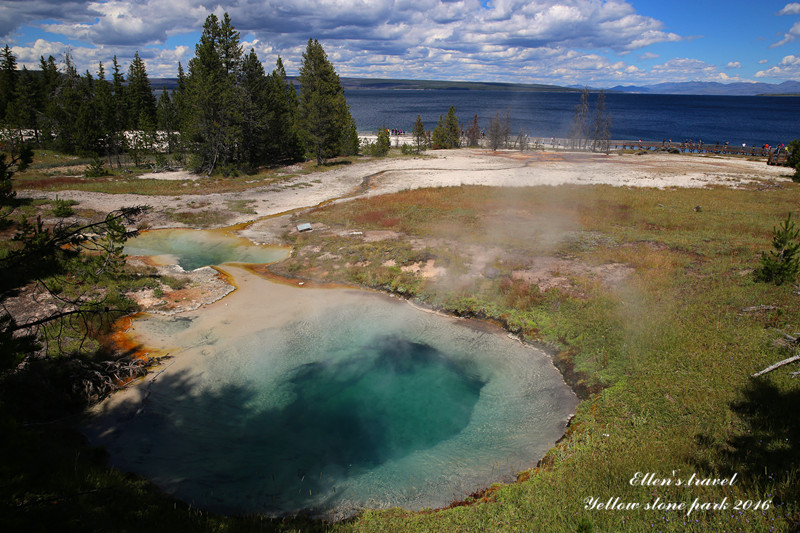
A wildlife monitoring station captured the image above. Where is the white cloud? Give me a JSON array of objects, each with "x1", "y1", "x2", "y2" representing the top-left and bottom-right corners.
[
  {"x1": 726, "y1": 61, "x2": 741, "y2": 68},
  {"x1": 2, "y1": 0, "x2": 688, "y2": 83},
  {"x1": 11, "y1": 38, "x2": 67, "y2": 64},
  {"x1": 756, "y1": 54, "x2": 800, "y2": 78},
  {"x1": 41, "y1": 0, "x2": 210, "y2": 46},
  {"x1": 650, "y1": 57, "x2": 718, "y2": 81},
  {"x1": 639, "y1": 52, "x2": 659, "y2": 60},
  {"x1": 0, "y1": 1, "x2": 89, "y2": 38},
  {"x1": 10, "y1": 38, "x2": 192, "y2": 80},
  {"x1": 772, "y1": 3, "x2": 800, "y2": 47},
  {"x1": 759, "y1": 58, "x2": 769, "y2": 64}
]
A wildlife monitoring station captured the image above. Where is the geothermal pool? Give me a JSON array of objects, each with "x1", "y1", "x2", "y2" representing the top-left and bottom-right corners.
[
  {"x1": 89, "y1": 232, "x2": 578, "y2": 518},
  {"x1": 124, "y1": 228, "x2": 288, "y2": 270}
]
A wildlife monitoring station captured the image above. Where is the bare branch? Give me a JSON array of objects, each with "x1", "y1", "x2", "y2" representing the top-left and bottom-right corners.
[
  {"x1": 752, "y1": 352, "x2": 800, "y2": 378},
  {"x1": 740, "y1": 305, "x2": 779, "y2": 312}
]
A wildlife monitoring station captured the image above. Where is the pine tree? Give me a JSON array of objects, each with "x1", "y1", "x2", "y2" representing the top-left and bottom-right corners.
[
  {"x1": 240, "y1": 48, "x2": 269, "y2": 169},
  {"x1": 108, "y1": 56, "x2": 127, "y2": 166},
  {"x1": 340, "y1": 117, "x2": 360, "y2": 156},
  {"x1": 215, "y1": 12, "x2": 245, "y2": 170},
  {"x1": 412, "y1": 115, "x2": 427, "y2": 153},
  {"x1": 376, "y1": 127, "x2": 390, "y2": 156},
  {"x1": 219, "y1": 13, "x2": 242, "y2": 76},
  {"x1": 49, "y1": 52, "x2": 83, "y2": 153},
  {"x1": 444, "y1": 105, "x2": 461, "y2": 148},
  {"x1": 74, "y1": 69, "x2": 104, "y2": 154},
  {"x1": 265, "y1": 57, "x2": 303, "y2": 163},
  {"x1": 183, "y1": 13, "x2": 244, "y2": 174},
  {"x1": 0, "y1": 45, "x2": 18, "y2": 121},
  {"x1": 37, "y1": 55, "x2": 60, "y2": 146},
  {"x1": 111, "y1": 56, "x2": 127, "y2": 127},
  {"x1": 431, "y1": 115, "x2": 446, "y2": 149},
  {"x1": 156, "y1": 87, "x2": 177, "y2": 153},
  {"x1": 126, "y1": 52, "x2": 156, "y2": 129},
  {"x1": 6, "y1": 67, "x2": 39, "y2": 143},
  {"x1": 755, "y1": 213, "x2": 800, "y2": 285},
  {"x1": 93, "y1": 62, "x2": 115, "y2": 160},
  {"x1": 297, "y1": 38, "x2": 352, "y2": 165},
  {"x1": 172, "y1": 62, "x2": 188, "y2": 162},
  {"x1": 431, "y1": 106, "x2": 461, "y2": 149}
]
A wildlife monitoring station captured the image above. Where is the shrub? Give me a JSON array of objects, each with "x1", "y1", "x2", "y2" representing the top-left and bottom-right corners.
[
  {"x1": 51, "y1": 196, "x2": 76, "y2": 217},
  {"x1": 362, "y1": 129, "x2": 391, "y2": 157},
  {"x1": 754, "y1": 213, "x2": 800, "y2": 285},
  {"x1": 786, "y1": 139, "x2": 800, "y2": 182},
  {"x1": 162, "y1": 276, "x2": 187, "y2": 290},
  {"x1": 83, "y1": 158, "x2": 109, "y2": 178}
]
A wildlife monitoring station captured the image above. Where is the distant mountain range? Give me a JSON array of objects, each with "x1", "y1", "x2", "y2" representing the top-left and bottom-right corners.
[
  {"x1": 148, "y1": 76, "x2": 800, "y2": 96},
  {"x1": 149, "y1": 76, "x2": 578, "y2": 93},
  {"x1": 604, "y1": 80, "x2": 800, "y2": 96},
  {"x1": 344, "y1": 78, "x2": 800, "y2": 96},
  {"x1": 337, "y1": 77, "x2": 581, "y2": 92}
]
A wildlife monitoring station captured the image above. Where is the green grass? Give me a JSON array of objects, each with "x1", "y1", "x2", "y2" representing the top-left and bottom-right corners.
[
  {"x1": 164, "y1": 208, "x2": 232, "y2": 228},
  {"x1": 225, "y1": 199, "x2": 257, "y2": 214}
]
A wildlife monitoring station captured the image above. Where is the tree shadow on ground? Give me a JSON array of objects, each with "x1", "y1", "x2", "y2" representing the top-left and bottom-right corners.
[
  {"x1": 0, "y1": 343, "x2": 149, "y2": 423},
  {"x1": 320, "y1": 159, "x2": 352, "y2": 167},
  {"x1": 1, "y1": 364, "x2": 332, "y2": 533},
  {"x1": 693, "y1": 378, "x2": 800, "y2": 521}
]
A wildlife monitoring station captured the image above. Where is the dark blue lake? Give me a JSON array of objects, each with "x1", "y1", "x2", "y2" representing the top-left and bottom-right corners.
[{"x1": 345, "y1": 89, "x2": 800, "y2": 148}]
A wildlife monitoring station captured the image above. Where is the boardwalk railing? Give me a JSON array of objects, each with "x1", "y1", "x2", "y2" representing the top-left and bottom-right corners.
[
  {"x1": 607, "y1": 140, "x2": 789, "y2": 164},
  {"x1": 488, "y1": 137, "x2": 791, "y2": 165}
]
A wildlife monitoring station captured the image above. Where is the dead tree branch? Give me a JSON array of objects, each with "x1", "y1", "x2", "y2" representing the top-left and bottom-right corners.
[
  {"x1": 752, "y1": 353, "x2": 800, "y2": 378},
  {"x1": 752, "y1": 329, "x2": 800, "y2": 377}
]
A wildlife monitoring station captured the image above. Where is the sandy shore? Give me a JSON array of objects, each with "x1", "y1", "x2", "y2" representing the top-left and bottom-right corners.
[{"x1": 18, "y1": 150, "x2": 791, "y2": 230}]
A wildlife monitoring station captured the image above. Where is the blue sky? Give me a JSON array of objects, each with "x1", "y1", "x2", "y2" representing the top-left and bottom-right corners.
[{"x1": 1, "y1": 1, "x2": 799, "y2": 86}]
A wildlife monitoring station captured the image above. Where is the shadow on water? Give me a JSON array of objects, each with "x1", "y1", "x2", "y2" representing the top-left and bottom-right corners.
[
  {"x1": 108, "y1": 335, "x2": 486, "y2": 516},
  {"x1": 693, "y1": 379, "x2": 800, "y2": 513}
]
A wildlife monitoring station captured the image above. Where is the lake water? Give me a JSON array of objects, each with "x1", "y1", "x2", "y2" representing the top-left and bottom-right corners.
[{"x1": 345, "y1": 89, "x2": 800, "y2": 148}]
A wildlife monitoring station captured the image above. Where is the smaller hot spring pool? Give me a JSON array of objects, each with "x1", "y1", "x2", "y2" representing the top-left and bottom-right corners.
[{"x1": 124, "y1": 229, "x2": 288, "y2": 270}]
